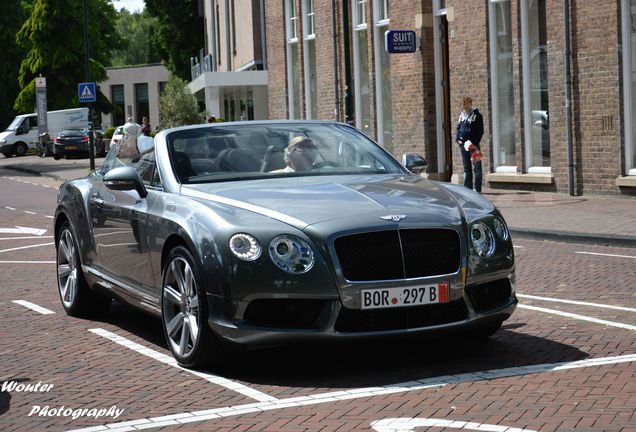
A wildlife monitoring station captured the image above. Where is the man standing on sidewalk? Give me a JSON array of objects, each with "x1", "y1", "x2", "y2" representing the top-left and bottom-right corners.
[{"x1": 456, "y1": 96, "x2": 484, "y2": 193}]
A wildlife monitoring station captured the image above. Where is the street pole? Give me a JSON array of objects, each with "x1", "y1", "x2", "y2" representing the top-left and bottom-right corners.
[{"x1": 83, "y1": 0, "x2": 95, "y2": 171}]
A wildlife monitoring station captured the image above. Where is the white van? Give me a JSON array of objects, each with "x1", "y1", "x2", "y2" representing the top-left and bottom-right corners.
[{"x1": 0, "y1": 108, "x2": 88, "y2": 157}]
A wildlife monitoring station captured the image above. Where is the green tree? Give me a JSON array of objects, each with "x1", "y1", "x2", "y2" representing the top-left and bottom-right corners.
[
  {"x1": 110, "y1": 8, "x2": 161, "y2": 66},
  {"x1": 146, "y1": 0, "x2": 203, "y2": 80},
  {"x1": 0, "y1": 0, "x2": 30, "y2": 125},
  {"x1": 158, "y1": 75, "x2": 204, "y2": 128},
  {"x1": 15, "y1": 0, "x2": 124, "y2": 115}
]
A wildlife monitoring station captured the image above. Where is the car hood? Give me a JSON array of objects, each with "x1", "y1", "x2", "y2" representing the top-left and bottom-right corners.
[
  {"x1": 0, "y1": 131, "x2": 14, "y2": 140},
  {"x1": 182, "y1": 174, "x2": 494, "y2": 231}
]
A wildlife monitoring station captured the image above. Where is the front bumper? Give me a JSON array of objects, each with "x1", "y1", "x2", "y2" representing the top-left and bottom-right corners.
[{"x1": 208, "y1": 275, "x2": 517, "y2": 345}]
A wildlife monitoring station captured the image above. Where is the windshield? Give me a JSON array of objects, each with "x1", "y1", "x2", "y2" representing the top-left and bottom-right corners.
[
  {"x1": 166, "y1": 123, "x2": 406, "y2": 184},
  {"x1": 5, "y1": 117, "x2": 24, "y2": 132},
  {"x1": 60, "y1": 128, "x2": 88, "y2": 136}
]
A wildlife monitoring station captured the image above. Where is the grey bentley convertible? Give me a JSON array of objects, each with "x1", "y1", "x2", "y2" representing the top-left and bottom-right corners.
[{"x1": 54, "y1": 120, "x2": 517, "y2": 368}]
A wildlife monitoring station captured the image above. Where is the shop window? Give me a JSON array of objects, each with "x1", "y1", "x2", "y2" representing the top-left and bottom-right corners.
[
  {"x1": 373, "y1": 0, "x2": 392, "y2": 151},
  {"x1": 622, "y1": 0, "x2": 636, "y2": 175},
  {"x1": 134, "y1": 83, "x2": 149, "y2": 125},
  {"x1": 286, "y1": 0, "x2": 301, "y2": 118},
  {"x1": 303, "y1": 0, "x2": 317, "y2": 118},
  {"x1": 522, "y1": 0, "x2": 550, "y2": 171},
  {"x1": 352, "y1": 0, "x2": 371, "y2": 135},
  {"x1": 111, "y1": 85, "x2": 125, "y2": 127},
  {"x1": 488, "y1": 0, "x2": 516, "y2": 170}
]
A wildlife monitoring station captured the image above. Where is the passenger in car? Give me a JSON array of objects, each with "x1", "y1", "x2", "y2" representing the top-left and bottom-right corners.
[{"x1": 271, "y1": 136, "x2": 318, "y2": 172}]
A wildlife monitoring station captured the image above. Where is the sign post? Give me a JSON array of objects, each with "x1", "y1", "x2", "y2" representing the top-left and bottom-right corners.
[
  {"x1": 35, "y1": 76, "x2": 47, "y2": 137},
  {"x1": 78, "y1": 82, "x2": 96, "y2": 170}
]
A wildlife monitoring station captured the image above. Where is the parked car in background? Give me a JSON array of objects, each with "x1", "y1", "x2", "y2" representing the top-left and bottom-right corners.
[
  {"x1": 54, "y1": 120, "x2": 517, "y2": 368},
  {"x1": 52, "y1": 128, "x2": 105, "y2": 160},
  {"x1": 108, "y1": 126, "x2": 124, "y2": 151}
]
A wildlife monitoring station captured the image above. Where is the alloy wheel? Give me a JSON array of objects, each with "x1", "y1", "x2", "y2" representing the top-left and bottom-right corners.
[
  {"x1": 162, "y1": 256, "x2": 200, "y2": 358},
  {"x1": 57, "y1": 229, "x2": 78, "y2": 308}
]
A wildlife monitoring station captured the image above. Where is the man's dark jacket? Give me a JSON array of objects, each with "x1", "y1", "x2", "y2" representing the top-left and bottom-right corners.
[{"x1": 456, "y1": 108, "x2": 484, "y2": 147}]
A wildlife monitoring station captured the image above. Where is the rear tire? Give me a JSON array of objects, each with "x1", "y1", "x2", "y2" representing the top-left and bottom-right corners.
[
  {"x1": 161, "y1": 246, "x2": 221, "y2": 368},
  {"x1": 56, "y1": 221, "x2": 111, "y2": 317}
]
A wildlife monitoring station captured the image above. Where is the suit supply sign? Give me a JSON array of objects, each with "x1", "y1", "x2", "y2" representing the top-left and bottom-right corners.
[{"x1": 385, "y1": 30, "x2": 417, "y2": 53}]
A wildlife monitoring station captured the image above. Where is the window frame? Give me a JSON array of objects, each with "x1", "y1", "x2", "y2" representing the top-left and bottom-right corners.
[
  {"x1": 622, "y1": 0, "x2": 636, "y2": 175},
  {"x1": 372, "y1": 0, "x2": 391, "y2": 150},
  {"x1": 302, "y1": 0, "x2": 317, "y2": 119},
  {"x1": 285, "y1": 0, "x2": 301, "y2": 119}
]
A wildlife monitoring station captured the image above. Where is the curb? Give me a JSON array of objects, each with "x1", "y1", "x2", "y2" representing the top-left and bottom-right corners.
[
  {"x1": 510, "y1": 228, "x2": 636, "y2": 248},
  {"x1": 4, "y1": 164, "x2": 71, "y2": 183}
]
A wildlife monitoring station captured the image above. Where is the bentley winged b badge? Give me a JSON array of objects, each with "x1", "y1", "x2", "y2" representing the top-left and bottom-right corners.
[{"x1": 380, "y1": 215, "x2": 407, "y2": 222}]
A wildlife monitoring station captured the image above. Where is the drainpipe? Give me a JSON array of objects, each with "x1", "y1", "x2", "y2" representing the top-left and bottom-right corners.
[
  {"x1": 332, "y1": 0, "x2": 340, "y2": 121},
  {"x1": 564, "y1": 0, "x2": 574, "y2": 195},
  {"x1": 260, "y1": 0, "x2": 267, "y2": 69},
  {"x1": 342, "y1": 0, "x2": 353, "y2": 124}
]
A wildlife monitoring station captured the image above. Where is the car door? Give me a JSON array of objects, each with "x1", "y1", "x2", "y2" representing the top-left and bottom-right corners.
[{"x1": 89, "y1": 150, "x2": 159, "y2": 300}]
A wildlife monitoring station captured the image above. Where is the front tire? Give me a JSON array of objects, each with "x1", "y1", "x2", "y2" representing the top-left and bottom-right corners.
[
  {"x1": 15, "y1": 142, "x2": 28, "y2": 157},
  {"x1": 56, "y1": 221, "x2": 111, "y2": 317},
  {"x1": 161, "y1": 246, "x2": 220, "y2": 368}
]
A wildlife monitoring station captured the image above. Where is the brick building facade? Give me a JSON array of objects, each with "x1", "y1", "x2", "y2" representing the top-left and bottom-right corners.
[{"x1": 263, "y1": 0, "x2": 636, "y2": 197}]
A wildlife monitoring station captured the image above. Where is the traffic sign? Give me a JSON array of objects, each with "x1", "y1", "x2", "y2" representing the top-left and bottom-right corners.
[
  {"x1": 385, "y1": 30, "x2": 417, "y2": 53},
  {"x1": 78, "y1": 82, "x2": 97, "y2": 103}
]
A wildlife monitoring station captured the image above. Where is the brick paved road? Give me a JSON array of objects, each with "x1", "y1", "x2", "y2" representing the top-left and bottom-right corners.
[{"x1": 0, "y1": 172, "x2": 634, "y2": 432}]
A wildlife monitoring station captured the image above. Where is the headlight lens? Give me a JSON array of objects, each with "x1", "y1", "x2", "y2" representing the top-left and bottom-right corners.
[
  {"x1": 229, "y1": 233, "x2": 261, "y2": 261},
  {"x1": 269, "y1": 235, "x2": 314, "y2": 274},
  {"x1": 493, "y1": 217, "x2": 509, "y2": 240},
  {"x1": 471, "y1": 222, "x2": 495, "y2": 257}
]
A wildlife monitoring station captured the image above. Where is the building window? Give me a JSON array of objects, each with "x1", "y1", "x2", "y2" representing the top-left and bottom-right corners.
[
  {"x1": 134, "y1": 83, "x2": 149, "y2": 124},
  {"x1": 622, "y1": 0, "x2": 636, "y2": 175},
  {"x1": 373, "y1": 0, "x2": 392, "y2": 150},
  {"x1": 111, "y1": 85, "x2": 125, "y2": 127},
  {"x1": 521, "y1": 0, "x2": 550, "y2": 172},
  {"x1": 352, "y1": 0, "x2": 371, "y2": 135},
  {"x1": 302, "y1": 0, "x2": 317, "y2": 118},
  {"x1": 286, "y1": 0, "x2": 301, "y2": 118},
  {"x1": 488, "y1": 0, "x2": 516, "y2": 170}
]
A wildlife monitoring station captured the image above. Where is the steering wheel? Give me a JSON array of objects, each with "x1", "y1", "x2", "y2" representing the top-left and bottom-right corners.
[{"x1": 312, "y1": 160, "x2": 341, "y2": 169}]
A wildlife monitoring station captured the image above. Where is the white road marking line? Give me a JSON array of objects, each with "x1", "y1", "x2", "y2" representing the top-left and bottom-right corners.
[
  {"x1": 67, "y1": 353, "x2": 636, "y2": 432},
  {"x1": 0, "y1": 242, "x2": 54, "y2": 253},
  {"x1": 88, "y1": 328, "x2": 278, "y2": 403},
  {"x1": 371, "y1": 417, "x2": 536, "y2": 432},
  {"x1": 46, "y1": 215, "x2": 54, "y2": 218},
  {"x1": 512, "y1": 245, "x2": 524, "y2": 248},
  {"x1": 12, "y1": 300, "x2": 55, "y2": 315},
  {"x1": 0, "y1": 260, "x2": 56, "y2": 264},
  {"x1": 4, "y1": 206, "x2": 16, "y2": 211},
  {"x1": 574, "y1": 251, "x2": 636, "y2": 259},
  {"x1": 519, "y1": 304, "x2": 636, "y2": 331},
  {"x1": 24, "y1": 210, "x2": 37, "y2": 215},
  {"x1": 518, "y1": 293, "x2": 636, "y2": 313},
  {"x1": 0, "y1": 235, "x2": 54, "y2": 240}
]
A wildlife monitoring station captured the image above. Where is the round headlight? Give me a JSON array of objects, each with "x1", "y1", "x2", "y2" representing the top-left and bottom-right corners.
[
  {"x1": 471, "y1": 222, "x2": 495, "y2": 257},
  {"x1": 229, "y1": 233, "x2": 261, "y2": 261},
  {"x1": 269, "y1": 235, "x2": 314, "y2": 274},
  {"x1": 493, "y1": 217, "x2": 509, "y2": 240}
]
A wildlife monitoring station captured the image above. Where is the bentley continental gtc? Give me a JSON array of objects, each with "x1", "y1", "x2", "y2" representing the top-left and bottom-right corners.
[{"x1": 54, "y1": 121, "x2": 517, "y2": 368}]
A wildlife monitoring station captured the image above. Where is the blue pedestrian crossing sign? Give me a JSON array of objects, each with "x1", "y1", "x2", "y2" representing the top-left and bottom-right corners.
[{"x1": 78, "y1": 82, "x2": 97, "y2": 103}]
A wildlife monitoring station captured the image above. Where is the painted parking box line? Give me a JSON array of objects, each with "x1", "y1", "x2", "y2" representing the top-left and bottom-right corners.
[
  {"x1": 0, "y1": 260, "x2": 56, "y2": 264},
  {"x1": 517, "y1": 293, "x2": 636, "y2": 313},
  {"x1": 88, "y1": 328, "x2": 278, "y2": 403},
  {"x1": 574, "y1": 251, "x2": 636, "y2": 259},
  {"x1": 68, "y1": 353, "x2": 636, "y2": 432},
  {"x1": 0, "y1": 242, "x2": 54, "y2": 254},
  {"x1": 519, "y1": 304, "x2": 636, "y2": 331},
  {"x1": 12, "y1": 300, "x2": 55, "y2": 315}
]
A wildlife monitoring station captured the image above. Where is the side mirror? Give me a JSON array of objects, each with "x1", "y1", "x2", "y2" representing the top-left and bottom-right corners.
[
  {"x1": 401, "y1": 152, "x2": 427, "y2": 174},
  {"x1": 103, "y1": 166, "x2": 148, "y2": 198}
]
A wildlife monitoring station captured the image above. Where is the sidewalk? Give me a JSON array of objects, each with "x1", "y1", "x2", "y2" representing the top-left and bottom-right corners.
[{"x1": 1, "y1": 155, "x2": 635, "y2": 247}]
